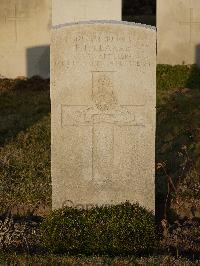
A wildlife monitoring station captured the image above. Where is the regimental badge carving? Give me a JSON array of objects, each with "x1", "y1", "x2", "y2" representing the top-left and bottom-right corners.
[{"x1": 92, "y1": 73, "x2": 117, "y2": 111}]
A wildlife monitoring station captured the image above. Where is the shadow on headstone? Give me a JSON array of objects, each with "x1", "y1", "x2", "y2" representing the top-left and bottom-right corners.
[
  {"x1": 195, "y1": 44, "x2": 200, "y2": 68},
  {"x1": 186, "y1": 44, "x2": 200, "y2": 89},
  {"x1": 26, "y1": 45, "x2": 50, "y2": 79}
]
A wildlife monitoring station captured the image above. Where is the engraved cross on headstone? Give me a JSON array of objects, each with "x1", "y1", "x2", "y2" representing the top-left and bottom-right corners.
[
  {"x1": 6, "y1": 4, "x2": 32, "y2": 42},
  {"x1": 61, "y1": 72, "x2": 145, "y2": 181},
  {"x1": 0, "y1": 7, "x2": 6, "y2": 24},
  {"x1": 179, "y1": 8, "x2": 200, "y2": 43}
]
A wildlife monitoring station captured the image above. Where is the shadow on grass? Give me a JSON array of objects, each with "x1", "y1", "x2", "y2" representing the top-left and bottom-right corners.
[
  {"x1": 0, "y1": 77, "x2": 50, "y2": 147},
  {"x1": 156, "y1": 72, "x2": 200, "y2": 223},
  {"x1": 0, "y1": 78, "x2": 51, "y2": 215}
]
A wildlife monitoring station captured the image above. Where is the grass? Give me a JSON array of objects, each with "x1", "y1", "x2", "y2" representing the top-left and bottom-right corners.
[
  {"x1": 0, "y1": 78, "x2": 51, "y2": 216},
  {"x1": 0, "y1": 65, "x2": 200, "y2": 261},
  {"x1": 0, "y1": 252, "x2": 199, "y2": 266},
  {"x1": 156, "y1": 65, "x2": 200, "y2": 221},
  {"x1": 40, "y1": 203, "x2": 155, "y2": 256},
  {"x1": 0, "y1": 66, "x2": 199, "y2": 217}
]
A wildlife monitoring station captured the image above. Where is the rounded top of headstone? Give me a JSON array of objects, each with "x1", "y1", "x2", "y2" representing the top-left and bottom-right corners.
[{"x1": 52, "y1": 20, "x2": 156, "y2": 31}]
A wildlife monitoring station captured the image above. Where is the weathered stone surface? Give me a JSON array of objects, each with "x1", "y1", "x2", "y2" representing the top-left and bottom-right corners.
[
  {"x1": 52, "y1": 0, "x2": 122, "y2": 26},
  {"x1": 157, "y1": 0, "x2": 200, "y2": 66},
  {"x1": 51, "y1": 22, "x2": 156, "y2": 211},
  {"x1": 0, "y1": 0, "x2": 51, "y2": 79}
]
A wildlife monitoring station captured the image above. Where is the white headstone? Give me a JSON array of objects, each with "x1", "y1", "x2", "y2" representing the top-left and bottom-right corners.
[
  {"x1": 157, "y1": 0, "x2": 200, "y2": 66},
  {"x1": 51, "y1": 22, "x2": 156, "y2": 211},
  {"x1": 0, "y1": 0, "x2": 51, "y2": 79},
  {"x1": 52, "y1": 0, "x2": 122, "y2": 26}
]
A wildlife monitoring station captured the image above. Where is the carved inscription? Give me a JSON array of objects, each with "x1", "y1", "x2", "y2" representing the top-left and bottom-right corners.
[{"x1": 63, "y1": 31, "x2": 151, "y2": 69}]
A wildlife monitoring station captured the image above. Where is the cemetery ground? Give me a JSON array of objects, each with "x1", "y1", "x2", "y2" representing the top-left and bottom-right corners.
[{"x1": 0, "y1": 65, "x2": 200, "y2": 265}]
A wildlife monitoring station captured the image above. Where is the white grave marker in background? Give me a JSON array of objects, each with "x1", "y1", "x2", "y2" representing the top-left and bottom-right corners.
[
  {"x1": 52, "y1": 0, "x2": 122, "y2": 26},
  {"x1": 157, "y1": 0, "x2": 200, "y2": 66}
]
